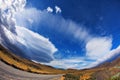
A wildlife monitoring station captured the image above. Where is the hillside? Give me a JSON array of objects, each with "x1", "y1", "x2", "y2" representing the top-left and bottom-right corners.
[
  {"x1": 62, "y1": 56, "x2": 120, "y2": 80},
  {"x1": 0, "y1": 44, "x2": 120, "y2": 80},
  {"x1": 0, "y1": 44, "x2": 65, "y2": 74}
]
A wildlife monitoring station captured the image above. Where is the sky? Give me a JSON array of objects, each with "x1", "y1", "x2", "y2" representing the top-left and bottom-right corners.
[{"x1": 0, "y1": 0, "x2": 120, "y2": 69}]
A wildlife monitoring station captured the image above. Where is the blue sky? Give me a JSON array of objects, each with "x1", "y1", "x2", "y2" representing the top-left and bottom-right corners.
[
  {"x1": 0, "y1": 0, "x2": 120, "y2": 69},
  {"x1": 26, "y1": 0, "x2": 120, "y2": 49}
]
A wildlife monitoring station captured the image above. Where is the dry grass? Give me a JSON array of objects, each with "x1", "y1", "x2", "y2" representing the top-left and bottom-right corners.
[
  {"x1": 0, "y1": 44, "x2": 120, "y2": 80},
  {"x1": 0, "y1": 45, "x2": 64, "y2": 74}
]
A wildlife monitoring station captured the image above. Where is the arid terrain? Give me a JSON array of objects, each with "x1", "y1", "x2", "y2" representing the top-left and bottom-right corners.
[
  {"x1": 0, "y1": 44, "x2": 120, "y2": 80},
  {"x1": 0, "y1": 45, "x2": 65, "y2": 74},
  {"x1": 0, "y1": 60, "x2": 62, "y2": 80}
]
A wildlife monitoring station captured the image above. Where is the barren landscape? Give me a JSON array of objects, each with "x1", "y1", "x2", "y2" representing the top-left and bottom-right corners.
[{"x1": 0, "y1": 44, "x2": 120, "y2": 80}]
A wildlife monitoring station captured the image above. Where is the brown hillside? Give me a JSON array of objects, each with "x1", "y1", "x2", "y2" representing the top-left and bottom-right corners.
[
  {"x1": 0, "y1": 44, "x2": 65, "y2": 74},
  {"x1": 0, "y1": 44, "x2": 120, "y2": 80}
]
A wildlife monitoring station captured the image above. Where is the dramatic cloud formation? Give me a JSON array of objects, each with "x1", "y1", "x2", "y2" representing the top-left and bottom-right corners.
[
  {"x1": 15, "y1": 9, "x2": 91, "y2": 42},
  {"x1": 0, "y1": 0, "x2": 120, "y2": 69},
  {"x1": 0, "y1": 0, "x2": 57, "y2": 63}
]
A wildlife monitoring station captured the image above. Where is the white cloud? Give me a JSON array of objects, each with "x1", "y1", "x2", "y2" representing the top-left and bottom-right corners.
[
  {"x1": 44, "y1": 58, "x2": 88, "y2": 69},
  {"x1": 46, "y1": 43, "x2": 120, "y2": 69},
  {"x1": 55, "y1": 6, "x2": 62, "y2": 13},
  {"x1": 0, "y1": 0, "x2": 119, "y2": 69},
  {"x1": 16, "y1": 26, "x2": 58, "y2": 54},
  {"x1": 1, "y1": 24, "x2": 58, "y2": 62},
  {"x1": 45, "y1": 42, "x2": 120, "y2": 69},
  {"x1": 0, "y1": 0, "x2": 58, "y2": 62},
  {"x1": 14, "y1": 7, "x2": 117, "y2": 69},
  {"x1": 86, "y1": 45, "x2": 120, "y2": 68},
  {"x1": 0, "y1": 0, "x2": 26, "y2": 14},
  {"x1": 67, "y1": 22, "x2": 91, "y2": 42},
  {"x1": 46, "y1": 7, "x2": 53, "y2": 13},
  {"x1": 86, "y1": 37, "x2": 112, "y2": 59},
  {"x1": 15, "y1": 8, "x2": 42, "y2": 28}
]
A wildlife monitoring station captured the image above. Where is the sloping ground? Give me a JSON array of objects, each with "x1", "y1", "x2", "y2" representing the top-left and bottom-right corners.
[
  {"x1": 0, "y1": 44, "x2": 65, "y2": 74},
  {"x1": 0, "y1": 44, "x2": 120, "y2": 80},
  {"x1": 110, "y1": 72, "x2": 120, "y2": 80},
  {"x1": 62, "y1": 57, "x2": 120, "y2": 80},
  {"x1": 0, "y1": 60, "x2": 62, "y2": 80},
  {"x1": 93, "y1": 57, "x2": 120, "y2": 80},
  {"x1": 62, "y1": 67, "x2": 120, "y2": 80},
  {"x1": 93, "y1": 68, "x2": 120, "y2": 80}
]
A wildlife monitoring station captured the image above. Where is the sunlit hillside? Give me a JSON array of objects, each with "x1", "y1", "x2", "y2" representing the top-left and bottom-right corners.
[
  {"x1": 0, "y1": 45, "x2": 65, "y2": 74},
  {"x1": 0, "y1": 44, "x2": 120, "y2": 80}
]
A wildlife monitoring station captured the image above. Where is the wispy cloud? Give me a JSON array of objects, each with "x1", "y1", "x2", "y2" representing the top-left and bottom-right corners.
[
  {"x1": 14, "y1": 4, "x2": 118, "y2": 69},
  {"x1": 0, "y1": 0, "x2": 119, "y2": 69}
]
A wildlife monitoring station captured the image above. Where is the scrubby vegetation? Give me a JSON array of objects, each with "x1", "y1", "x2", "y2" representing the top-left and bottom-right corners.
[
  {"x1": 0, "y1": 44, "x2": 120, "y2": 80},
  {"x1": 63, "y1": 74, "x2": 80, "y2": 80},
  {"x1": 108, "y1": 73, "x2": 120, "y2": 80}
]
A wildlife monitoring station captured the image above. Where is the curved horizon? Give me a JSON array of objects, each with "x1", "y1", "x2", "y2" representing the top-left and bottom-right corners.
[{"x1": 0, "y1": 0, "x2": 120, "y2": 69}]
